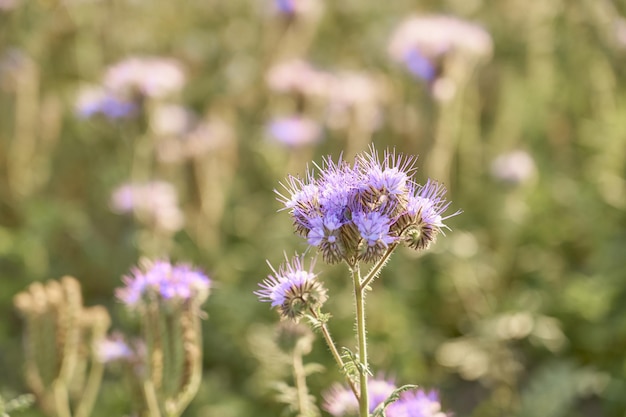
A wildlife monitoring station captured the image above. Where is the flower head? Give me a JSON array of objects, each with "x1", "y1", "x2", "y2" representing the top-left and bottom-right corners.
[
  {"x1": 96, "y1": 333, "x2": 134, "y2": 363},
  {"x1": 110, "y1": 181, "x2": 184, "y2": 232},
  {"x1": 388, "y1": 15, "x2": 492, "y2": 83},
  {"x1": 490, "y1": 150, "x2": 536, "y2": 185},
  {"x1": 75, "y1": 85, "x2": 137, "y2": 119},
  {"x1": 116, "y1": 260, "x2": 211, "y2": 310},
  {"x1": 267, "y1": 116, "x2": 322, "y2": 147},
  {"x1": 255, "y1": 254, "x2": 326, "y2": 321},
  {"x1": 386, "y1": 389, "x2": 448, "y2": 417},
  {"x1": 277, "y1": 146, "x2": 459, "y2": 263},
  {"x1": 104, "y1": 56, "x2": 185, "y2": 99},
  {"x1": 323, "y1": 376, "x2": 397, "y2": 416}
]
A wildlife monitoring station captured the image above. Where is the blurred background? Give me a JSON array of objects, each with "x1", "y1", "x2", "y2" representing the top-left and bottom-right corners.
[{"x1": 1, "y1": 0, "x2": 626, "y2": 416}]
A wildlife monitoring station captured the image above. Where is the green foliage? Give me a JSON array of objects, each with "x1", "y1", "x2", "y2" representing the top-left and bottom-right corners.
[{"x1": 2, "y1": 0, "x2": 626, "y2": 416}]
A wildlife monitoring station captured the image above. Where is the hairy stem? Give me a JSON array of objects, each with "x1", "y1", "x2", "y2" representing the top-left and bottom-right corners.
[
  {"x1": 360, "y1": 245, "x2": 397, "y2": 290},
  {"x1": 309, "y1": 309, "x2": 359, "y2": 399},
  {"x1": 352, "y1": 265, "x2": 369, "y2": 417}
]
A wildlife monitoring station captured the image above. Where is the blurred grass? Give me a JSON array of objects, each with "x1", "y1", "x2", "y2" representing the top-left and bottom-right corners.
[{"x1": 2, "y1": 0, "x2": 626, "y2": 416}]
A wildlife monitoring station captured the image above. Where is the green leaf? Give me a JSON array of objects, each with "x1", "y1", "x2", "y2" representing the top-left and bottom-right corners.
[{"x1": 371, "y1": 385, "x2": 419, "y2": 417}]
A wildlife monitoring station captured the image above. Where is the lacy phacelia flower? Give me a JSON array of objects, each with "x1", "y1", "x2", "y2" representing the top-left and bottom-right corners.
[
  {"x1": 490, "y1": 150, "x2": 536, "y2": 185},
  {"x1": 388, "y1": 15, "x2": 492, "y2": 82},
  {"x1": 104, "y1": 56, "x2": 185, "y2": 99},
  {"x1": 273, "y1": 0, "x2": 321, "y2": 19},
  {"x1": 75, "y1": 85, "x2": 137, "y2": 119},
  {"x1": 266, "y1": 59, "x2": 331, "y2": 97},
  {"x1": 267, "y1": 116, "x2": 322, "y2": 147},
  {"x1": 323, "y1": 376, "x2": 397, "y2": 416},
  {"x1": 116, "y1": 260, "x2": 211, "y2": 310},
  {"x1": 110, "y1": 181, "x2": 184, "y2": 232},
  {"x1": 96, "y1": 334, "x2": 134, "y2": 363},
  {"x1": 386, "y1": 390, "x2": 448, "y2": 417},
  {"x1": 277, "y1": 147, "x2": 459, "y2": 264},
  {"x1": 255, "y1": 255, "x2": 327, "y2": 321}
]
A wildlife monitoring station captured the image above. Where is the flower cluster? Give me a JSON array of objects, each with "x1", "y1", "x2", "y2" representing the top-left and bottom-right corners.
[
  {"x1": 388, "y1": 15, "x2": 492, "y2": 80},
  {"x1": 116, "y1": 260, "x2": 211, "y2": 310},
  {"x1": 266, "y1": 116, "x2": 322, "y2": 147},
  {"x1": 277, "y1": 147, "x2": 458, "y2": 264},
  {"x1": 76, "y1": 56, "x2": 185, "y2": 119},
  {"x1": 323, "y1": 376, "x2": 447, "y2": 417},
  {"x1": 255, "y1": 254, "x2": 327, "y2": 321}
]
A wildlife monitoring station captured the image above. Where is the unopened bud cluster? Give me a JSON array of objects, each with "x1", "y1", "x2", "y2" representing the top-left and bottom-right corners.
[
  {"x1": 255, "y1": 255, "x2": 327, "y2": 321},
  {"x1": 13, "y1": 277, "x2": 110, "y2": 417},
  {"x1": 277, "y1": 147, "x2": 459, "y2": 264}
]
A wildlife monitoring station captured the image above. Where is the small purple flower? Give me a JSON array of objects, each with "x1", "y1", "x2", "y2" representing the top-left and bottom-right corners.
[
  {"x1": 110, "y1": 181, "x2": 184, "y2": 232},
  {"x1": 352, "y1": 211, "x2": 396, "y2": 247},
  {"x1": 116, "y1": 260, "x2": 211, "y2": 310},
  {"x1": 397, "y1": 179, "x2": 460, "y2": 251},
  {"x1": 490, "y1": 150, "x2": 536, "y2": 185},
  {"x1": 255, "y1": 254, "x2": 327, "y2": 320},
  {"x1": 404, "y1": 49, "x2": 437, "y2": 82},
  {"x1": 75, "y1": 86, "x2": 137, "y2": 119},
  {"x1": 386, "y1": 389, "x2": 448, "y2": 417},
  {"x1": 96, "y1": 333, "x2": 134, "y2": 363},
  {"x1": 267, "y1": 116, "x2": 322, "y2": 147},
  {"x1": 388, "y1": 15, "x2": 492, "y2": 84},
  {"x1": 323, "y1": 376, "x2": 397, "y2": 416},
  {"x1": 104, "y1": 56, "x2": 185, "y2": 99}
]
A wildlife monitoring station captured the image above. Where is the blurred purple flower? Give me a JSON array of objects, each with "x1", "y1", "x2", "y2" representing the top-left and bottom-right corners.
[
  {"x1": 0, "y1": 0, "x2": 18, "y2": 11},
  {"x1": 267, "y1": 116, "x2": 322, "y2": 147},
  {"x1": 490, "y1": 150, "x2": 536, "y2": 185},
  {"x1": 96, "y1": 333, "x2": 134, "y2": 363},
  {"x1": 110, "y1": 181, "x2": 184, "y2": 232},
  {"x1": 386, "y1": 389, "x2": 448, "y2": 417},
  {"x1": 104, "y1": 56, "x2": 185, "y2": 99},
  {"x1": 388, "y1": 15, "x2": 492, "y2": 82},
  {"x1": 116, "y1": 260, "x2": 211, "y2": 310},
  {"x1": 272, "y1": 0, "x2": 320, "y2": 18},
  {"x1": 156, "y1": 117, "x2": 234, "y2": 163},
  {"x1": 75, "y1": 85, "x2": 137, "y2": 119},
  {"x1": 266, "y1": 59, "x2": 331, "y2": 97},
  {"x1": 323, "y1": 376, "x2": 397, "y2": 416}
]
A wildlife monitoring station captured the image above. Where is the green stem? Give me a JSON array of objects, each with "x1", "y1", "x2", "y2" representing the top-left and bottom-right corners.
[
  {"x1": 292, "y1": 345, "x2": 309, "y2": 417},
  {"x1": 309, "y1": 309, "x2": 359, "y2": 399},
  {"x1": 52, "y1": 380, "x2": 72, "y2": 417},
  {"x1": 74, "y1": 359, "x2": 104, "y2": 417},
  {"x1": 360, "y1": 245, "x2": 397, "y2": 291},
  {"x1": 352, "y1": 265, "x2": 369, "y2": 417}
]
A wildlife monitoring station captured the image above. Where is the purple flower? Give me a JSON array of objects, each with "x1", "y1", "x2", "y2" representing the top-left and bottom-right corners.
[
  {"x1": 267, "y1": 116, "x2": 322, "y2": 147},
  {"x1": 116, "y1": 260, "x2": 211, "y2": 310},
  {"x1": 104, "y1": 56, "x2": 185, "y2": 99},
  {"x1": 397, "y1": 179, "x2": 460, "y2": 251},
  {"x1": 110, "y1": 181, "x2": 184, "y2": 232},
  {"x1": 255, "y1": 254, "x2": 327, "y2": 320},
  {"x1": 386, "y1": 389, "x2": 448, "y2": 417},
  {"x1": 96, "y1": 333, "x2": 134, "y2": 363},
  {"x1": 404, "y1": 49, "x2": 437, "y2": 82},
  {"x1": 388, "y1": 15, "x2": 492, "y2": 84},
  {"x1": 276, "y1": 146, "x2": 459, "y2": 263},
  {"x1": 75, "y1": 86, "x2": 137, "y2": 119},
  {"x1": 490, "y1": 150, "x2": 536, "y2": 185},
  {"x1": 323, "y1": 376, "x2": 397, "y2": 416},
  {"x1": 353, "y1": 211, "x2": 396, "y2": 246}
]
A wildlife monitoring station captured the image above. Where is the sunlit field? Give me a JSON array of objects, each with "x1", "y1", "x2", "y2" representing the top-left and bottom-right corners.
[{"x1": 2, "y1": 1, "x2": 626, "y2": 416}]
